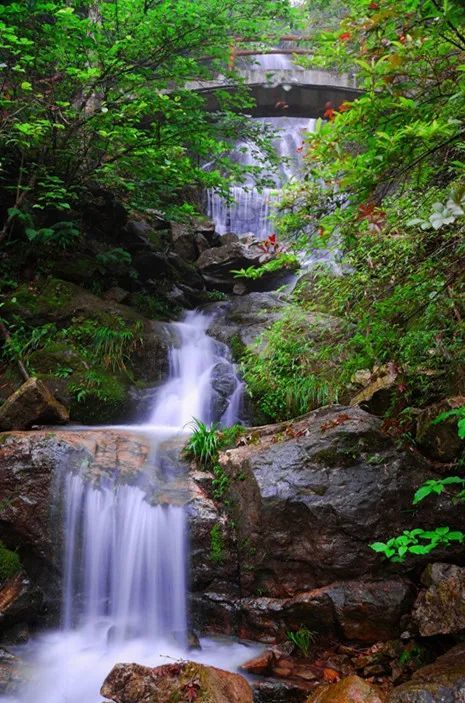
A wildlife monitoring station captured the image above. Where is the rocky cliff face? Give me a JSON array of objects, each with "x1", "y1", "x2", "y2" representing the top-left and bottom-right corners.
[
  {"x1": 0, "y1": 405, "x2": 463, "y2": 652},
  {"x1": 188, "y1": 406, "x2": 465, "y2": 644}
]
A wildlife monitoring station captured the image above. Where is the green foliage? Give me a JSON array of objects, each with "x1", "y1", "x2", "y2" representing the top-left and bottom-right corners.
[
  {"x1": 241, "y1": 306, "x2": 338, "y2": 421},
  {"x1": 212, "y1": 463, "x2": 230, "y2": 499},
  {"x1": 231, "y1": 253, "x2": 299, "y2": 280},
  {"x1": 433, "y1": 407, "x2": 465, "y2": 440},
  {"x1": 184, "y1": 419, "x2": 220, "y2": 467},
  {"x1": 0, "y1": 0, "x2": 292, "y2": 250},
  {"x1": 413, "y1": 477, "x2": 465, "y2": 505},
  {"x1": 287, "y1": 627, "x2": 317, "y2": 657},
  {"x1": 371, "y1": 527, "x2": 465, "y2": 562},
  {"x1": 209, "y1": 523, "x2": 224, "y2": 563},
  {"x1": 276, "y1": 0, "x2": 465, "y2": 411},
  {"x1": 371, "y1": 473, "x2": 465, "y2": 562},
  {"x1": 0, "y1": 541, "x2": 21, "y2": 583},
  {"x1": 96, "y1": 248, "x2": 132, "y2": 271}
]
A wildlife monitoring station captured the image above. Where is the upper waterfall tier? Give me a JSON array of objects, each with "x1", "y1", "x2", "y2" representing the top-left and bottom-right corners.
[{"x1": 207, "y1": 116, "x2": 315, "y2": 239}]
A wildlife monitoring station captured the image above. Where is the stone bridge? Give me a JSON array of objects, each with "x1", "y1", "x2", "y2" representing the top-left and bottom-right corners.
[{"x1": 189, "y1": 55, "x2": 359, "y2": 117}]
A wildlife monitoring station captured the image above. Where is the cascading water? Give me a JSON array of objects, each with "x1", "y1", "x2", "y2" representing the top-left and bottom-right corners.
[
  {"x1": 2, "y1": 310, "x2": 251, "y2": 703},
  {"x1": 207, "y1": 53, "x2": 316, "y2": 239}
]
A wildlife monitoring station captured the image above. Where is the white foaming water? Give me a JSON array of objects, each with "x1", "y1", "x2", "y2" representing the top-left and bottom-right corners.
[
  {"x1": 146, "y1": 309, "x2": 243, "y2": 432},
  {"x1": 3, "y1": 309, "x2": 250, "y2": 703},
  {"x1": 61, "y1": 476, "x2": 187, "y2": 642}
]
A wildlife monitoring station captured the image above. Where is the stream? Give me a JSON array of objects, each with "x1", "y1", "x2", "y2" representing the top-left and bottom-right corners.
[{"x1": 1, "y1": 57, "x2": 310, "y2": 703}]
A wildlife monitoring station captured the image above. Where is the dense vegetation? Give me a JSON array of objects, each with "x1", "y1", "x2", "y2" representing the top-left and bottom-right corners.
[
  {"x1": 0, "y1": 0, "x2": 292, "y2": 417},
  {"x1": 242, "y1": 0, "x2": 465, "y2": 429}
]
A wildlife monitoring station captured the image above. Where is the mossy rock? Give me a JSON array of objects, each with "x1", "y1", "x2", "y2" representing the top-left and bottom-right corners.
[
  {"x1": 5, "y1": 277, "x2": 145, "y2": 327},
  {"x1": 0, "y1": 541, "x2": 21, "y2": 584}
]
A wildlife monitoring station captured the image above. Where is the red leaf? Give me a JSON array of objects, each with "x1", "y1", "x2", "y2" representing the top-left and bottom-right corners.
[
  {"x1": 368, "y1": 2, "x2": 379, "y2": 8},
  {"x1": 323, "y1": 668, "x2": 340, "y2": 683},
  {"x1": 338, "y1": 32, "x2": 351, "y2": 42}
]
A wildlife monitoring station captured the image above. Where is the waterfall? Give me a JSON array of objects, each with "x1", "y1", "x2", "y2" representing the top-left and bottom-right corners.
[
  {"x1": 207, "y1": 117, "x2": 315, "y2": 239},
  {"x1": 5, "y1": 310, "x2": 247, "y2": 703},
  {"x1": 61, "y1": 476, "x2": 187, "y2": 642},
  {"x1": 207, "y1": 53, "x2": 316, "y2": 239}
]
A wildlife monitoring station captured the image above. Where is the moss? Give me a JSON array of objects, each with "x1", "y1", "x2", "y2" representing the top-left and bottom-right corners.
[
  {"x1": 229, "y1": 334, "x2": 246, "y2": 362},
  {"x1": 0, "y1": 541, "x2": 21, "y2": 583},
  {"x1": 209, "y1": 524, "x2": 224, "y2": 563},
  {"x1": 69, "y1": 371, "x2": 128, "y2": 424}
]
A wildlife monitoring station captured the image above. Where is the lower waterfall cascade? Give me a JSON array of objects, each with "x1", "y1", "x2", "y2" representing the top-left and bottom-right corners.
[{"x1": 1, "y1": 309, "x2": 257, "y2": 703}]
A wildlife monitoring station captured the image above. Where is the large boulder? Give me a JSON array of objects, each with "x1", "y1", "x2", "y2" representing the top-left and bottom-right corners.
[
  {"x1": 196, "y1": 240, "x2": 277, "y2": 291},
  {"x1": 388, "y1": 643, "x2": 465, "y2": 702},
  {"x1": 0, "y1": 378, "x2": 69, "y2": 430},
  {"x1": 207, "y1": 292, "x2": 288, "y2": 353},
  {"x1": 412, "y1": 562, "x2": 465, "y2": 636},
  {"x1": 415, "y1": 397, "x2": 465, "y2": 462},
  {"x1": 190, "y1": 405, "x2": 465, "y2": 642},
  {"x1": 307, "y1": 675, "x2": 384, "y2": 703},
  {"x1": 101, "y1": 661, "x2": 253, "y2": 703}
]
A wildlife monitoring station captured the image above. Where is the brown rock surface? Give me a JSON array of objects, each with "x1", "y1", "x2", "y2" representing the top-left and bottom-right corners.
[
  {"x1": 412, "y1": 562, "x2": 465, "y2": 636},
  {"x1": 388, "y1": 643, "x2": 465, "y2": 702},
  {"x1": 0, "y1": 378, "x2": 69, "y2": 430},
  {"x1": 415, "y1": 397, "x2": 465, "y2": 462},
  {"x1": 101, "y1": 661, "x2": 253, "y2": 703},
  {"x1": 307, "y1": 675, "x2": 384, "y2": 703},
  {"x1": 0, "y1": 571, "x2": 43, "y2": 627}
]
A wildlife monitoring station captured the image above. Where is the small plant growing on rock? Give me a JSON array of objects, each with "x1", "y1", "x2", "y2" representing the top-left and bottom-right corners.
[
  {"x1": 287, "y1": 627, "x2": 317, "y2": 658},
  {"x1": 184, "y1": 419, "x2": 219, "y2": 467}
]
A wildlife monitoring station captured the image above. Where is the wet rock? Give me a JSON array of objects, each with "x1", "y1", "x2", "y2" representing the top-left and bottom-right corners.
[
  {"x1": 196, "y1": 241, "x2": 275, "y2": 291},
  {"x1": 412, "y1": 562, "x2": 465, "y2": 636},
  {"x1": 307, "y1": 675, "x2": 384, "y2": 703},
  {"x1": 171, "y1": 222, "x2": 198, "y2": 262},
  {"x1": 415, "y1": 397, "x2": 465, "y2": 462},
  {"x1": 0, "y1": 378, "x2": 69, "y2": 430},
  {"x1": 101, "y1": 661, "x2": 253, "y2": 703},
  {"x1": 207, "y1": 292, "x2": 287, "y2": 351},
  {"x1": 0, "y1": 429, "x2": 159, "y2": 606},
  {"x1": 327, "y1": 579, "x2": 414, "y2": 643},
  {"x1": 187, "y1": 405, "x2": 465, "y2": 640},
  {"x1": 237, "y1": 578, "x2": 414, "y2": 644},
  {"x1": 388, "y1": 642, "x2": 465, "y2": 702},
  {"x1": 350, "y1": 364, "x2": 399, "y2": 416},
  {"x1": 0, "y1": 648, "x2": 25, "y2": 695},
  {"x1": 252, "y1": 678, "x2": 317, "y2": 703},
  {"x1": 194, "y1": 231, "x2": 211, "y2": 254},
  {"x1": 221, "y1": 405, "x2": 463, "y2": 599},
  {"x1": 241, "y1": 650, "x2": 274, "y2": 675},
  {"x1": 0, "y1": 571, "x2": 43, "y2": 628}
]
